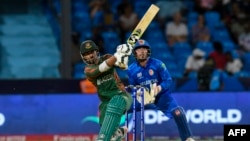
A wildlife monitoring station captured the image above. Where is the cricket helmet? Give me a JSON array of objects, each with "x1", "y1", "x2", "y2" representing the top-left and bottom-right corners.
[
  {"x1": 80, "y1": 40, "x2": 99, "y2": 55},
  {"x1": 80, "y1": 40, "x2": 99, "y2": 64},
  {"x1": 133, "y1": 39, "x2": 151, "y2": 56}
]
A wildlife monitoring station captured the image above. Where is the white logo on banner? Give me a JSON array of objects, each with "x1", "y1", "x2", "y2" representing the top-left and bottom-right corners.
[
  {"x1": 144, "y1": 110, "x2": 169, "y2": 124},
  {"x1": 186, "y1": 109, "x2": 241, "y2": 124},
  {"x1": 143, "y1": 109, "x2": 241, "y2": 124},
  {"x1": 0, "y1": 113, "x2": 5, "y2": 126}
]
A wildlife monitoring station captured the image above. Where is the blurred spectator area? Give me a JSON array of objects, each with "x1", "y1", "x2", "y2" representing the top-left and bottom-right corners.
[
  {"x1": 0, "y1": 0, "x2": 249, "y2": 92},
  {"x1": 65, "y1": 0, "x2": 250, "y2": 85},
  {"x1": 0, "y1": 0, "x2": 61, "y2": 79}
]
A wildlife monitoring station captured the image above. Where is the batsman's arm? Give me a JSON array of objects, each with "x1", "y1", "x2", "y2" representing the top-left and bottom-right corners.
[{"x1": 84, "y1": 55, "x2": 117, "y2": 77}]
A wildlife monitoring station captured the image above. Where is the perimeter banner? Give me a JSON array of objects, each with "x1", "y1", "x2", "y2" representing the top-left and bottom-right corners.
[{"x1": 0, "y1": 92, "x2": 249, "y2": 138}]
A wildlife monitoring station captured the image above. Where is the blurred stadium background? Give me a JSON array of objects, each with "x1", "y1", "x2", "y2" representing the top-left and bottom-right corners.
[{"x1": 0, "y1": 0, "x2": 249, "y2": 140}]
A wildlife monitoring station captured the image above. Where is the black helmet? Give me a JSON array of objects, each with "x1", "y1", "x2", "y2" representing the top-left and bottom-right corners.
[{"x1": 80, "y1": 40, "x2": 99, "y2": 55}]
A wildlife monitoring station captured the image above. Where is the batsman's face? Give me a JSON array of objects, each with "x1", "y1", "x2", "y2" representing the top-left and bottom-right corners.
[
  {"x1": 81, "y1": 50, "x2": 99, "y2": 64},
  {"x1": 135, "y1": 47, "x2": 148, "y2": 61}
]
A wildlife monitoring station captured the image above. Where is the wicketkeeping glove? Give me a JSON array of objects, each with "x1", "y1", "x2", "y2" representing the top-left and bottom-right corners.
[
  {"x1": 136, "y1": 87, "x2": 155, "y2": 105},
  {"x1": 150, "y1": 83, "x2": 162, "y2": 96}
]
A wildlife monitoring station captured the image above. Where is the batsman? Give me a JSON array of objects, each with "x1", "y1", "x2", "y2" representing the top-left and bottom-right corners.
[
  {"x1": 127, "y1": 39, "x2": 195, "y2": 141},
  {"x1": 80, "y1": 40, "x2": 134, "y2": 141}
]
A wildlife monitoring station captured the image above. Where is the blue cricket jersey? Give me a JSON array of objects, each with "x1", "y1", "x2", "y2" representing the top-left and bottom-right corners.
[
  {"x1": 127, "y1": 57, "x2": 172, "y2": 94},
  {"x1": 127, "y1": 57, "x2": 178, "y2": 117}
]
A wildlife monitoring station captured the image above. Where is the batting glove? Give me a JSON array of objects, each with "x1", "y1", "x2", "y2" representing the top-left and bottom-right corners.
[
  {"x1": 114, "y1": 52, "x2": 128, "y2": 70},
  {"x1": 116, "y1": 44, "x2": 133, "y2": 56}
]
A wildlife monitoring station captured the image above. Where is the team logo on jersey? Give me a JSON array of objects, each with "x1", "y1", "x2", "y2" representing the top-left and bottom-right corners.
[
  {"x1": 137, "y1": 72, "x2": 142, "y2": 78},
  {"x1": 149, "y1": 69, "x2": 154, "y2": 76}
]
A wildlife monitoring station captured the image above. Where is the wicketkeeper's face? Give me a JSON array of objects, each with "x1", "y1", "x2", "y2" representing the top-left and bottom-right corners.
[{"x1": 135, "y1": 47, "x2": 149, "y2": 61}]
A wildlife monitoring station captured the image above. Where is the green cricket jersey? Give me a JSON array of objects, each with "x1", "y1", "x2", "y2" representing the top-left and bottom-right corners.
[{"x1": 84, "y1": 54, "x2": 126, "y2": 101}]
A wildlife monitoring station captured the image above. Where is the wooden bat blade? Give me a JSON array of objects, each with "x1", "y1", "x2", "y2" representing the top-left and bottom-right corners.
[{"x1": 127, "y1": 4, "x2": 160, "y2": 47}]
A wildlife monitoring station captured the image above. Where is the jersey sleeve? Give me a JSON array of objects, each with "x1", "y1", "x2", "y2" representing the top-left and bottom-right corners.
[
  {"x1": 127, "y1": 67, "x2": 136, "y2": 85},
  {"x1": 157, "y1": 62, "x2": 172, "y2": 91},
  {"x1": 84, "y1": 64, "x2": 101, "y2": 78},
  {"x1": 84, "y1": 54, "x2": 112, "y2": 78}
]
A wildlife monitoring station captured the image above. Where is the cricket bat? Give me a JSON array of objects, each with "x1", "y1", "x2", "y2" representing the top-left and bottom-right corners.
[
  {"x1": 118, "y1": 4, "x2": 159, "y2": 69},
  {"x1": 127, "y1": 4, "x2": 160, "y2": 47}
]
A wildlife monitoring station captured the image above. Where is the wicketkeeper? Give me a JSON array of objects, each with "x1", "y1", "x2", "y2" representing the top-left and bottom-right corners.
[{"x1": 127, "y1": 39, "x2": 195, "y2": 141}]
